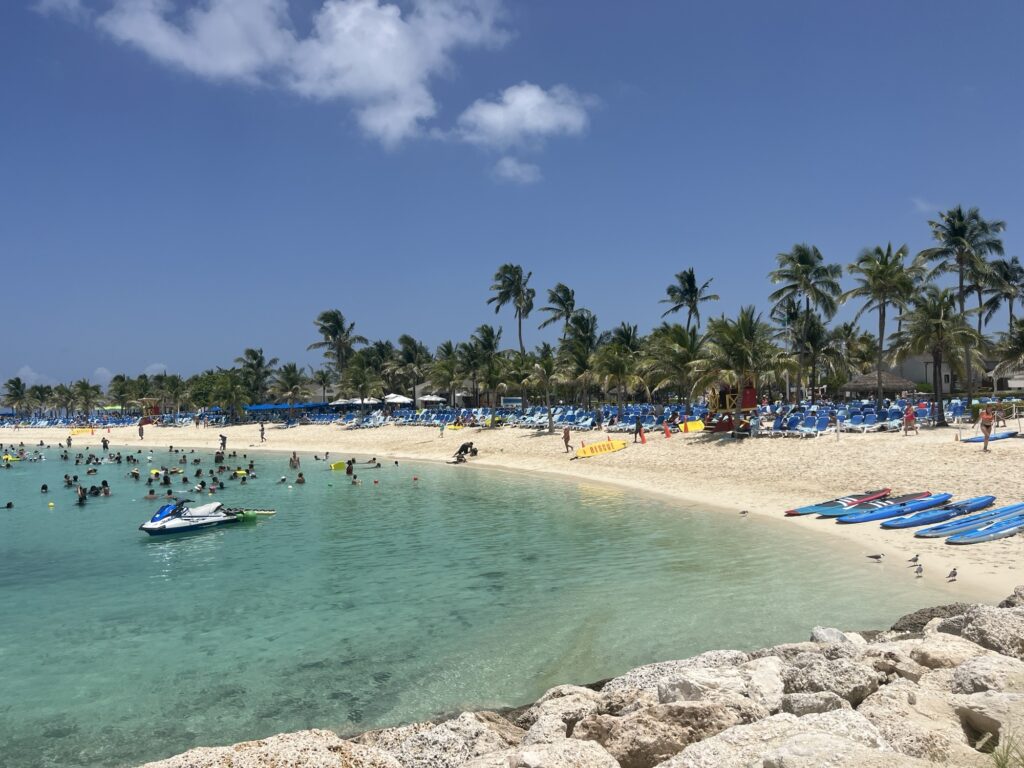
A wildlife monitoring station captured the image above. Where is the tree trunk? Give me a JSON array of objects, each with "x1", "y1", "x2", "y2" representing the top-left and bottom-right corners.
[
  {"x1": 959, "y1": 264, "x2": 971, "y2": 405},
  {"x1": 518, "y1": 312, "x2": 525, "y2": 356},
  {"x1": 876, "y1": 304, "x2": 886, "y2": 409},
  {"x1": 1010, "y1": 298, "x2": 1016, "y2": 330},
  {"x1": 934, "y1": 352, "x2": 946, "y2": 426},
  {"x1": 546, "y1": 386, "x2": 553, "y2": 433}
]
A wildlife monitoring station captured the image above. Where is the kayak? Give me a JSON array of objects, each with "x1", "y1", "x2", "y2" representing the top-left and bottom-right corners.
[
  {"x1": 946, "y1": 514, "x2": 1024, "y2": 544},
  {"x1": 915, "y1": 503, "x2": 1024, "y2": 538},
  {"x1": 880, "y1": 496, "x2": 997, "y2": 529},
  {"x1": 962, "y1": 431, "x2": 1018, "y2": 444},
  {"x1": 837, "y1": 493, "x2": 952, "y2": 524},
  {"x1": 784, "y1": 488, "x2": 891, "y2": 517},
  {"x1": 816, "y1": 491, "x2": 929, "y2": 518}
]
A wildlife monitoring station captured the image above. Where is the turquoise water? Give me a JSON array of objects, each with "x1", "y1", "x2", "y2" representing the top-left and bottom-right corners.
[{"x1": 1, "y1": 444, "x2": 952, "y2": 768}]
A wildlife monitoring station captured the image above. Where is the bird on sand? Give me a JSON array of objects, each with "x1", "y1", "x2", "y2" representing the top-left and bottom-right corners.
[
  {"x1": 915, "y1": 564, "x2": 924, "y2": 578},
  {"x1": 947, "y1": 568, "x2": 958, "y2": 582},
  {"x1": 907, "y1": 554, "x2": 919, "y2": 564},
  {"x1": 866, "y1": 554, "x2": 885, "y2": 562},
  {"x1": 739, "y1": 510, "x2": 749, "y2": 517}
]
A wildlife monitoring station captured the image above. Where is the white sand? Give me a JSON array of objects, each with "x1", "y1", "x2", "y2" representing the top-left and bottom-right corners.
[{"x1": 6, "y1": 421, "x2": 1022, "y2": 603}]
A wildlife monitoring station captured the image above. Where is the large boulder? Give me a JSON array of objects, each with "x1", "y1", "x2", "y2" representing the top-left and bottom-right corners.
[
  {"x1": 657, "y1": 710, "x2": 889, "y2": 768},
  {"x1": 601, "y1": 650, "x2": 749, "y2": 696},
  {"x1": 596, "y1": 688, "x2": 659, "y2": 717},
  {"x1": 998, "y1": 585, "x2": 1024, "y2": 608},
  {"x1": 952, "y1": 654, "x2": 1024, "y2": 694},
  {"x1": 857, "y1": 678, "x2": 977, "y2": 764},
  {"x1": 955, "y1": 691, "x2": 1024, "y2": 745},
  {"x1": 809, "y1": 626, "x2": 850, "y2": 644},
  {"x1": 657, "y1": 657, "x2": 784, "y2": 713},
  {"x1": 750, "y1": 642, "x2": 820, "y2": 664},
  {"x1": 519, "y1": 693, "x2": 600, "y2": 745},
  {"x1": 779, "y1": 692, "x2": 849, "y2": 716},
  {"x1": 759, "y1": 732, "x2": 935, "y2": 768},
  {"x1": 462, "y1": 739, "x2": 619, "y2": 768},
  {"x1": 958, "y1": 606, "x2": 1024, "y2": 660},
  {"x1": 909, "y1": 631, "x2": 988, "y2": 669},
  {"x1": 572, "y1": 701, "x2": 744, "y2": 768},
  {"x1": 354, "y1": 712, "x2": 522, "y2": 768},
  {"x1": 140, "y1": 729, "x2": 402, "y2": 768},
  {"x1": 781, "y1": 654, "x2": 881, "y2": 706},
  {"x1": 514, "y1": 685, "x2": 601, "y2": 728},
  {"x1": 890, "y1": 603, "x2": 974, "y2": 634}
]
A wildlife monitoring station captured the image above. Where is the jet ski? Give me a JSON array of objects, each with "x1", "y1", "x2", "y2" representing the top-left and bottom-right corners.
[{"x1": 139, "y1": 500, "x2": 274, "y2": 535}]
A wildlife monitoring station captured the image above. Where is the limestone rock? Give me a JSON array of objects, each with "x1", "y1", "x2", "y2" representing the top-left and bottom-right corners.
[
  {"x1": 857, "y1": 678, "x2": 977, "y2": 764},
  {"x1": 955, "y1": 691, "x2": 1024, "y2": 744},
  {"x1": 657, "y1": 656, "x2": 784, "y2": 712},
  {"x1": 953, "y1": 654, "x2": 1024, "y2": 694},
  {"x1": 519, "y1": 693, "x2": 599, "y2": 745},
  {"x1": 959, "y1": 606, "x2": 1024, "y2": 660},
  {"x1": 998, "y1": 585, "x2": 1024, "y2": 608},
  {"x1": 657, "y1": 710, "x2": 889, "y2": 768},
  {"x1": 781, "y1": 654, "x2": 881, "y2": 706},
  {"x1": 750, "y1": 642, "x2": 820, "y2": 663},
  {"x1": 601, "y1": 650, "x2": 749, "y2": 696},
  {"x1": 573, "y1": 701, "x2": 742, "y2": 768},
  {"x1": 860, "y1": 644, "x2": 927, "y2": 684},
  {"x1": 759, "y1": 732, "x2": 934, "y2": 768},
  {"x1": 355, "y1": 712, "x2": 522, "y2": 768},
  {"x1": 890, "y1": 603, "x2": 973, "y2": 634},
  {"x1": 596, "y1": 688, "x2": 659, "y2": 717},
  {"x1": 779, "y1": 692, "x2": 849, "y2": 716},
  {"x1": 140, "y1": 729, "x2": 402, "y2": 768},
  {"x1": 909, "y1": 632, "x2": 988, "y2": 669},
  {"x1": 809, "y1": 626, "x2": 849, "y2": 644},
  {"x1": 462, "y1": 739, "x2": 619, "y2": 768},
  {"x1": 515, "y1": 685, "x2": 601, "y2": 728}
]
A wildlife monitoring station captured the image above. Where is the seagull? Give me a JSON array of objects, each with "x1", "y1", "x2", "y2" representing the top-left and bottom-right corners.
[
  {"x1": 907, "y1": 554, "x2": 919, "y2": 564},
  {"x1": 739, "y1": 510, "x2": 749, "y2": 517},
  {"x1": 866, "y1": 554, "x2": 885, "y2": 562},
  {"x1": 915, "y1": 564, "x2": 924, "y2": 578},
  {"x1": 947, "y1": 568, "x2": 958, "y2": 582}
]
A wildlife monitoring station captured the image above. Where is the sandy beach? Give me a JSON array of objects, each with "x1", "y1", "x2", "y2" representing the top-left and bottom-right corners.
[{"x1": 7, "y1": 421, "x2": 1021, "y2": 603}]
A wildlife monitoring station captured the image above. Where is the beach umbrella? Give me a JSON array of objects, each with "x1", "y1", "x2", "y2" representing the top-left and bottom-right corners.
[
  {"x1": 328, "y1": 398, "x2": 352, "y2": 406},
  {"x1": 384, "y1": 393, "x2": 413, "y2": 404},
  {"x1": 419, "y1": 394, "x2": 444, "y2": 402}
]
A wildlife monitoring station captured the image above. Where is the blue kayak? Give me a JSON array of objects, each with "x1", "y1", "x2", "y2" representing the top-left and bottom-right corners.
[
  {"x1": 837, "y1": 493, "x2": 952, "y2": 524},
  {"x1": 881, "y1": 496, "x2": 996, "y2": 529},
  {"x1": 915, "y1": 503, "x2": 1024, "y2": 538},
  {"x1": 962, "y1": 430, "x2": 1018, "y2": 444},
  {"x1": 784, "y1": 488, "x2": 891, "y2": 516},
  {"x1": 946, "y1": 514, "x2": 1024, "y2": 544},
  {"x1": 816, "y1": 491, "x2": 929, "y2": 518}
]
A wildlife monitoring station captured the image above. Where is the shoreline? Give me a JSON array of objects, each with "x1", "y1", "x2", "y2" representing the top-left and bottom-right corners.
[{"x1": 5, "y1": 421, "x2": 1020, "y2": 602}]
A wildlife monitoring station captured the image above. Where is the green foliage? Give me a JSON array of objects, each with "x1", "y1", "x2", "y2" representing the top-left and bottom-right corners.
[{"x1": 989, "y1": 732, "x2": 1024, "y2": 767}]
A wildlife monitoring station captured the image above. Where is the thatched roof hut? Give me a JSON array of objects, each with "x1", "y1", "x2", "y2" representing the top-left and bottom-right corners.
[{"x1": 841, "y1": 370, "x2": 917, "y2": 393}]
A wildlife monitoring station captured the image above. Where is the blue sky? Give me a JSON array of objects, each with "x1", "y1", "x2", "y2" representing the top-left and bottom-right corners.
[{"x1": 2, "y1": 0, "x2": 1023, "y2": 386}]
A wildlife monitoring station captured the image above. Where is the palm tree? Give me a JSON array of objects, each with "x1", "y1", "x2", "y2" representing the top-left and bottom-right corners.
[
  {"x1": 919, "y1": 205, "x2": 1005, "y2": 402},
  {"x1": 158, "y1": 374, "x2": 188, "y2": 418},
  {"x1": 343, "y1": 352, "x2": 383, "y2": 414},
  {"x1": 487, "y1": 264, "x2": 535, "y2": 355},
  {"x1": 660, "y1": 268, "x2": 719, "y2": 332},
  {"x1": 26, "y1": 384, "x2": 52, "y2": 416},
  {"x1": 644, "y1": 323, "x2": 703, "y2": 403},
  {"x1": 271, "y1": 363, "x2": 310, "y2": 419},
  {"x1": 107, "y1": 374, "x2": 134, "y2": 414},
  {"x1": 610, "y1": 322, "x2": 642, "y2": 352},
  {"x1": 992, "y1": 319, "x2": 1024, "y2": 384},
  {"x1": 889, "y1": 287, "x2": 985, "y2": 426},
  {"x1": 308, "y1": 310, "x2": 367, "y2": 378},
  {"x1": 309, "y1": 368, "x2": 334, "y2": 403},
  {"x1": 2, "y1": 377, "x2": 28, "y2": 416},
  {"x1": 431, "y1": 341, "x2": 461, "y2": 406},
  {"x1": 594, "y1": 343, "x2": 640, "y2": 420},
  {"x1": 769, "y1": 244, "x2": 842, "y2": 401},
  {"x1": 530, "y1": 343, "x2": 563, "y2": 433},
  {"x1": 50, "y1": 383, "x2": 75, "y2": 419},
  {"x1": 235, "y1": 348, "x2": 279, "y2": 403},
  {"x1": 72, "y1": 379, "x2": 102, "y2": 417},
  {"x1": 471, "y1": 324, "x2": 504, "y2": 424},
  {"x1": 538, "y1": 282, "x2": 576, "y2": 337},
  {"x1": 212, "y1": 371, "x2": 248, "y2": 421},
  {"x1": 503, "y1": 350, "x2": 535, "y2": 409},
  {"x1": 690, "y1": 307, "x2": 789, "y2": 425},
  {"x1": 840, "y1": 243, "x2": 920, "y2": 408},
  {"x1": 559, "y1": 309, "x2": 607, "y2": 407},
  {"x1": 398, "y1": 335, "x2": 432, "y2": 400},
  {"x1": 983, "y1": 256, "x2": 1024, "y2": 331}
]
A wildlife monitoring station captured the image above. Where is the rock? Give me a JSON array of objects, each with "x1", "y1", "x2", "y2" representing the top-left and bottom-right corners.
[
  {"x1": 601, "y1": 650, "x2": 750, "y2": 696},
  {"x1": 355, "y1": 712, "x2": 522, "y2": 768},
  {"x1": 857, "y1": 678, "x2": 977, "y2": 764},
  {"x1": 955, "y1": 691, "x2": 1024, "y2": 745},
  {"x1": 953, "y1": 654, "x2": 1024, "y2": 694},
  {"x1": 515, "y1": 685, "x2": 601, "y2": 728},
  {"x1": 779, "y1": 692, "x2": 849, "y2": 716},
  {"x1": 657, "y1": 657, "x2": 784, "y2": 713},
  {"x1": 657, "y1": 710, "x2": 889, "y2": 768},
  {"x1": 781, "y1": 654, "x2": 881, "y2": 706},
  {"x1": 750, "y1": 642, "x2": 821, "y2": 663},
  {"x1": 573, "y1": 701, "x2": 743, "y2": 768},
  {"x1": 860, "y1": 644, "x2": 927, "y2": 683},
  {"x1": 959, "y1": 606, "x2": 1024, "y2": 660},
  {"x1": 998, "y1": 585, "x2": 1024, "y2": 608},
  {"x1": 890, "y1": 603, "x2": 973, "y2": 634},
  {"x1": 463, "y1": 739, "x2": 619, "y2": 768},
  {"x1": 909, "y1": 632, "x2": 988, "y2": 669},
  {"x1": 519, "y1": 693, "x2": 599, "y2": 745},
  {"x1": 596, "y1": 688, "x2": 659, "y2": 717},
  {"x1": 759, "y1": 732, "x2": 934, "y2": 767},
  {"x1": 140, "y1": 729, "x2": 402, "y2": 768},
  {"x1": 740, "y1": 657, "x2": 786, "y2": 712},
  {"x1": 809, "y1": 626, "x2": 849, "y2": 644}
]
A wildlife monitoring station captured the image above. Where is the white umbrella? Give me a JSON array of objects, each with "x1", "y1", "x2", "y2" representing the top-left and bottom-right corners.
[
  {"x1": 384, "y1": 393, "x2": 413, "y2": 404},
  {"x1": 328, "y1": 398, "x2": 351, "y2": 406},
  {"x1": 419, "y1": 394, "x2": 445, "y2": 402}
]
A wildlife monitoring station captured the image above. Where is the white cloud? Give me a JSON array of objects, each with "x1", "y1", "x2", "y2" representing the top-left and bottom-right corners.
[
  {"x1": 144, "y1": 363, "x2": 168, "y2": 376},
  {"x1": 16, "y1": 366, "x2": 56, "y2": 386},
  {"x1": 93, "y1": 367, "x2": 114, "y2": 387},
  {"x1": 456, "y1": 82, "x2": 592, "y2": 149},
  {"x1": 911, "y1": 197, "x2": 938, "y2": 215},
  {"x1": 95, "y1": 0, "x2": 507, "y2": 145},
  {"x1": 493, "y1": 156, "x2": 540, "y2": 184},
  {"x1": 33, "y1": 0, "x2": 90, "y2": 22}
]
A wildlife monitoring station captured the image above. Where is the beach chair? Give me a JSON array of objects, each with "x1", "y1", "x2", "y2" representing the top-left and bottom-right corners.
[
  {"x1": 859, "y1": 413, "x2": 879, "y2": 432},
  {"x1": 767, "y1": 415, "x2": 785, "y2": 437}
]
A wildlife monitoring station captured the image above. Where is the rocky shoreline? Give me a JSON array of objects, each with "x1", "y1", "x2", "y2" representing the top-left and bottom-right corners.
[{"x1": 143, "y1": 587, "x2": 1024, "y2": 768}]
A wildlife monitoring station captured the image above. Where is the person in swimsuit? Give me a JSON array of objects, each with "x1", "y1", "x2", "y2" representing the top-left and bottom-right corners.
[{"x1": 979, "y1": 405, "x2": 995, "y2": 452}]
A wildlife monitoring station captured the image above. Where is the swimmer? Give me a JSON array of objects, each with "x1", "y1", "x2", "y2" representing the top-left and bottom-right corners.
[{"x1": 295, "y1": 473, "x2": 305, "y2": 484}]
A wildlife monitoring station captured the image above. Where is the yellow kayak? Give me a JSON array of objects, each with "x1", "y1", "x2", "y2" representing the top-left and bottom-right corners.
[
  {"x1": 575, "y1": 439, "x2": 627, "y2": 459},
  {"x1": 677, "y1": 420, "x2": 705, "y2": 433}
]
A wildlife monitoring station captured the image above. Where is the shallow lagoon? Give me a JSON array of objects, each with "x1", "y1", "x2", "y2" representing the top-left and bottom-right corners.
[{"x1": 0, "y1": 447, "x2": 951, "y2": 767}]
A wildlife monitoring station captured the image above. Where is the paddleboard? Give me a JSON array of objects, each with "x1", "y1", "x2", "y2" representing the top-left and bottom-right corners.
[
  {"x1": 575, "y1": 439, "x2": 627, "y2": 459},
  {"x1": 676, "y1": 420, "x2": 705, "y2": 433},
  {"x1": 329, "y1": 461, "x2": 348, "y2": 470},
  {"x1": 962, "y1": 430, "x2": 1018, "y2": 444}
]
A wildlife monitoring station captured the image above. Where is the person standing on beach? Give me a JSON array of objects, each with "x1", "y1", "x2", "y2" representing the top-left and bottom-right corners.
[
  {"x1": 562, "y1": 426, "x2": 573, "y2": 453},
  {"x1": 219, "y1": 434, "x2": 227, "y2": 451},
  {"x1": 138, "y1": 423, "x2": 144, "y2": 440},
  {"x1": 634, "y1": 414, "x2": 642, "y2": 443},
  {"x1": 979, "y1": 405, "x2": 995, "y2": 452},
  {"x1": 259, "y1": 422, "x2": 266, "y2": 443}
]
